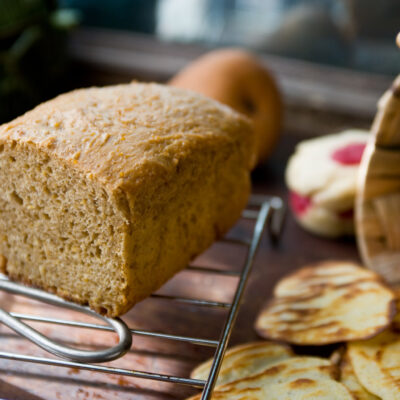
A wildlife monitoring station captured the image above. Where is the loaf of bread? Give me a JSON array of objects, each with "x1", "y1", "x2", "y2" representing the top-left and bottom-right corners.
[{"x1": 0, "y1": 82, "x2": 255, "y2": 316}]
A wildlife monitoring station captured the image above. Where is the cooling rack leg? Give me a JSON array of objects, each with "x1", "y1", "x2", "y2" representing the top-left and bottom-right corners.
[{"x1": 200, "y1": 201, "x2": 272, "y2": 399}]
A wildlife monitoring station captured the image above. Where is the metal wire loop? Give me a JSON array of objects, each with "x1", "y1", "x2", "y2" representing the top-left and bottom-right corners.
[{"x1": 0, "y1": 278, "x2": 132, "y2": 363}]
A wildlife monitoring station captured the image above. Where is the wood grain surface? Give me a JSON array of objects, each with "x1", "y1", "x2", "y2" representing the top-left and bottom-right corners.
[
  {"x1": 356, "y1": 75, "x2": 400, "y2": 283},
  {"x1": 0, "y1": 135, "x2": 360, "y2": 400}
]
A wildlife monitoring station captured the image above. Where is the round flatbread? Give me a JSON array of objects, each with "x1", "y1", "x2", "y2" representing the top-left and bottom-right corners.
[
  {"x1": 191, "y1": 341, "x2": 293, "y2": 386},
  {"x1": 339, "y1": 351, "x2": 379, "y2": 400},
  {"x1": 274, "y1": 261, "x2": 381, "y2": 298},
  {"x1": 256, "y1": 261, "x2": 395, "y2": 345},
  {"x1": 348, "y1": 328, "x2": 400, "y2": 400},
  {"x1": 188, "y1": 356, "x2": 353, "y2": 400}
]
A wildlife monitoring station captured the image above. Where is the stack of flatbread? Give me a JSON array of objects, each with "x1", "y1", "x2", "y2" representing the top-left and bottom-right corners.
[{"x1": 188, "y1": 261, "x2": 399, "y2": 399}]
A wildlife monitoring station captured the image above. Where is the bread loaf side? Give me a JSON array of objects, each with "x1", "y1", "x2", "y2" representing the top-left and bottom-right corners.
[{"x1": 0, "y1": 83, "x2": 254, "y2": 316}]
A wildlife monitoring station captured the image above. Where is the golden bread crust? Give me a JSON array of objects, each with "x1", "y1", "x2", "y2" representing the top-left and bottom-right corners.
[
  {"x1": 0, "y1": 82, "x2": 254, "y2": 316},
  {"x1": 0, "y1": 82, "x2": 255, "y2": 185}
]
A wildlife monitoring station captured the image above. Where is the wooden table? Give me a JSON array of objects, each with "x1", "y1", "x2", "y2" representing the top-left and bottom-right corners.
[
  {"x1": 1, "y1": 29, "x2": 374, "y2": 398},
  {"x1": 0, "y1": 133, "x2": 360, "y2": 400}
]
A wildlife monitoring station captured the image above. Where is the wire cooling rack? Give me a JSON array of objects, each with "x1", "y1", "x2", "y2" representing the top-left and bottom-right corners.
[{"x1": 0, "y1": 195, "x2": 285, "y2": 400}]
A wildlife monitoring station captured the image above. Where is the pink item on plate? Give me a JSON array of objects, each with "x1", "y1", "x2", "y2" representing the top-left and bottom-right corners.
[
  {"x1": 289, "y1": 191, "x2": 312, "y2": 216},
  {"x1": 331, "y1": 143, "x2": 366, "y2": 165}
]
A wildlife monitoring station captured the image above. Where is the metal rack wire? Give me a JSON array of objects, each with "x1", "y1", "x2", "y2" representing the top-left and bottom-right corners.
[{"x1": 0, "y1": 195, "x2": 285, "y2": 399}]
